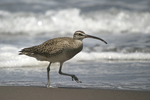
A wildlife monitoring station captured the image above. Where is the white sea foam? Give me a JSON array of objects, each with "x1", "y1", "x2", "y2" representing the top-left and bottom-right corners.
[
  {"x1": 0, "y1": 45, "x2": 150, "y2": 68},
  {"x1": 72, "y1": 52, "x2": 150, "y2": 61},
  {"x1": 0, "y1": 8, "x2": 150, "y2": 35},
  {"x1": 0, "y1": 45, "x2": 47, "y2": 67}
]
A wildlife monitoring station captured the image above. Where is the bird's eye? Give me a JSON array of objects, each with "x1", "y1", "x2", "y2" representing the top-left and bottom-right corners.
[{"x1": 78, "y1": 33, "x2": 83, "y2": 36}]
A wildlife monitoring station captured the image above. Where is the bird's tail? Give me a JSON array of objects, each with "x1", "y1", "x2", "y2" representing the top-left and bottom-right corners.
[
  {"x1": 18, "y1": 49, "x2": 28, "y2": 55},
  {"x1": 18, "y1": 52, "x2": 24, "y2": 55},
  {"x1": 18, "y1": 47, "x2": 34, "y2": 55}
]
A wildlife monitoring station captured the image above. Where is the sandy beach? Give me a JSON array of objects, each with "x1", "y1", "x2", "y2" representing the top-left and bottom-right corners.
[{"x1": 0, "y1": 86, "x2": 150, "y2": 100}]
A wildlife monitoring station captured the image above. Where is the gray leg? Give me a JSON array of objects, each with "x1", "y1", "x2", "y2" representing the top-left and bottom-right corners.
[
  {"x1": 47, "y1": 62, "x2": 51, "y2": 88},
  {"x1": 59, "y1": 62, "x2": 82, "y2": 83}
]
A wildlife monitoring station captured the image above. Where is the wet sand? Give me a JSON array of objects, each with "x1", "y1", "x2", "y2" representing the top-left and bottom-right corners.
[{"x1": 0, "y1": 86, "x2": 150, "y2": 100}]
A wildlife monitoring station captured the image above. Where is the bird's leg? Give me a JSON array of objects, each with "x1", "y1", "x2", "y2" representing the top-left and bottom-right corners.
[
  {"x1": 59, "y1": 63, "x2": 82, "y2": 83},
  {"x1": 47, "y1": 62, "x2": 51, "y2": 88}
]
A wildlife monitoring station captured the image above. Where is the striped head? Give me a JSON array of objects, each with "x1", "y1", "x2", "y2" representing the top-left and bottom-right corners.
[{"x1": 73, "y1": 31, "x2": 86, "y2": 40}]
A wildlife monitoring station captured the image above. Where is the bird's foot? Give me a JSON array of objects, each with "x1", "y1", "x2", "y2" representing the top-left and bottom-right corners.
[
  {"x1": 71, "y1": 75, "x2": 82, "y2": 83},
  {"x1": 46, "y1": 84, "x2": 54, "y2": 88},
  {"x1": 46, "y1": 84, "x2": 50, "y2": 88}
]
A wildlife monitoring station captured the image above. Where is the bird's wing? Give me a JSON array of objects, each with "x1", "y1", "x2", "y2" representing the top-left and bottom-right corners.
[
  {"x1": 19, "y1": 38, "x2": 70, "y2": 57},
  {"x1": 38, "y1": 39, "x2": 65, "y2": 57}
]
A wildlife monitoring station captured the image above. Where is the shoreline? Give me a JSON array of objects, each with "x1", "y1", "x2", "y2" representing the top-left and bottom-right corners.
[{"x1": 0, "y1": 86, "x2": 150, "y2": 100}]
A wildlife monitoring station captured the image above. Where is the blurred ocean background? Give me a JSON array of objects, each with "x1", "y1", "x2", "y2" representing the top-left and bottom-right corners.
[{"x1": 0, "y1": 0, "x2": 150, "y2": 90}]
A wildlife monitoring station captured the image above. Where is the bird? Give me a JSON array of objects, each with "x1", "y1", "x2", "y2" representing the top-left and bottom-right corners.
[{"x1": 19, "y1": 30, "x2": 107, "y2": 88}]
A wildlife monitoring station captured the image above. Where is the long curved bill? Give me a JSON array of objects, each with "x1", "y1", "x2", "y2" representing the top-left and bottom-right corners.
[{"x1": 85, "y1": 35, "x2": 107, "y2": 44}]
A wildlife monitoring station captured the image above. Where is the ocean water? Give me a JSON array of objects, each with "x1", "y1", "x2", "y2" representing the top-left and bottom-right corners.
[{"x1": 0, "y1": 0, "x2": 150, "y2": 90}]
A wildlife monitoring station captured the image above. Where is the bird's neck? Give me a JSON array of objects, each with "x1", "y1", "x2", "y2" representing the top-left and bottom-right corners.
[{"x1": 73, "y1": 39, "x2": 83, "y2": 49}]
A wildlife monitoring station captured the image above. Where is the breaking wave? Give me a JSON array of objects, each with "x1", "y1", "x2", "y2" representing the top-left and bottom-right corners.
[{"x1": 0, "y1": 8, "x2": 150, "y2": 35}]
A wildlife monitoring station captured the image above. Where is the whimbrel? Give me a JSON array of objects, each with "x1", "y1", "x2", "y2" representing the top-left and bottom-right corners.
[{"x1": 19, "y1": 31, "x2": 107, "y2": 88}]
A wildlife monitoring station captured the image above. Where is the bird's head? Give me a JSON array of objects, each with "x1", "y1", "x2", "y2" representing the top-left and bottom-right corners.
[
  {"x1": 73, "y1": 30, "x2": 107, "y2": 44},
  {"x1": 73, "y1": 31, "x2": 86, "y2": 40}
]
